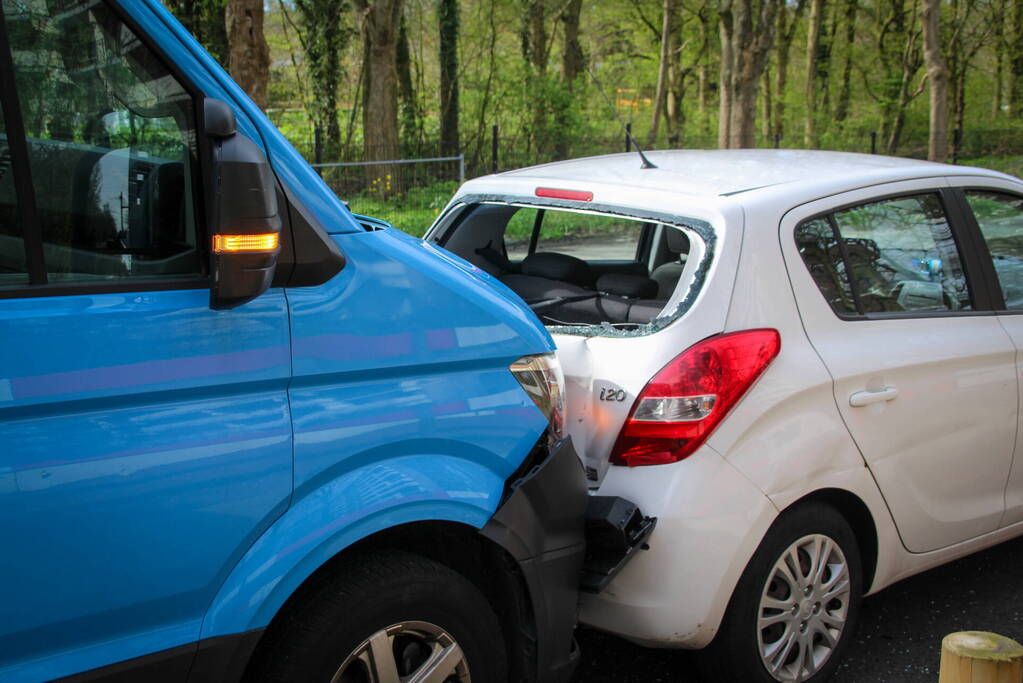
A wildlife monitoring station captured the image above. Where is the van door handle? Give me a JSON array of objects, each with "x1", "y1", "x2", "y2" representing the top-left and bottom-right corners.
[{"x1": 849, "y1": 387, "x2": 899, "y2": 407}]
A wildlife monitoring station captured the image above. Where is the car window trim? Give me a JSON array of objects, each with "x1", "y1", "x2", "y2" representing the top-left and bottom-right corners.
[
  {"x1": 527, "y1": 209, "x2": 544, "y2": 255},
  {"x1": 0, "y1": 10, "x2": 45, "y2": 285},
  {"x1": 947, "y1": 185, "x2": 1023, "y2": 312},
  {"x1": 0, "y1": 0, "x2": 212, "y2": 300},
  {"x1": 824, "y1": 212, "x2": 865, "y2": 315},
  {"x1": 794, "y1": 187, "x2": 995, "y2": 320}
]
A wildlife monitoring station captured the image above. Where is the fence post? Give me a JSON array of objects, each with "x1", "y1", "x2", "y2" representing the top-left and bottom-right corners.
[
  {"x1": 774, "y1": 133, "x2": 781, "y2": 149},
  {"x1": 938, "y1": 632, "x2": 1023, "y2": 683},
  {"x1": 314, "y1": 127, "x2": 322, "y2": 166},
  {"x1": 870, "y1": 131, "x2": 878, "y2": 155},
  {"x1": 625, "y1": 122, "x2": 632, "y2": 152},
  {"x1": 490, "y1": 125, "x2": 499, "y2": 174},
  {"x1": 458, "y1": 154, "x2": 465, "y2": 184},
  {"x1": 952, "y1": 128, "x2": 962, "y2": 165}
]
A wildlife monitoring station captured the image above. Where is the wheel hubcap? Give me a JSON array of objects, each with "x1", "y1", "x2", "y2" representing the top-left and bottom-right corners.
[
  {"x1": 757, "y1": 534, "x2": 850, "y2": 682},
  {"x1": 332, "y1": 621, "x2": 470, "y2": 683}
]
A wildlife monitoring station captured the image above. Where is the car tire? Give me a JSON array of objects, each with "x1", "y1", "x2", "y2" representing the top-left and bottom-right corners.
[
  {"x1": 249, "y1": 549, "x2": 507, "y2": 683},
  {"x1": 698, "y1": 502, "x2": 863, "y2": 683}
]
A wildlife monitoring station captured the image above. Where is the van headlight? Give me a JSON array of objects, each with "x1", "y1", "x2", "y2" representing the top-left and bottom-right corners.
[{"x1": 510, "y1": 353, "x2": 565, "y2": 439}]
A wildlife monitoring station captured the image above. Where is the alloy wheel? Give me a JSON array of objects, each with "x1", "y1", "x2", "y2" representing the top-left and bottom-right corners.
[
  {"x1": 756, "y1": 533, "x2": 851, "y2": 682},
  {"x1": 332, "y1": 620, "x2": 470, "y2": 683}
]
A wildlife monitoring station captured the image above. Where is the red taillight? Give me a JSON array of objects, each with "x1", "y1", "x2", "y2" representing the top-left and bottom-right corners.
[
  {"x1": 609, "y1": 329, "x2": 781, "y2": 467},
  {"x1": 535, "y1": 187, "x2": 593, "y2": 201}
]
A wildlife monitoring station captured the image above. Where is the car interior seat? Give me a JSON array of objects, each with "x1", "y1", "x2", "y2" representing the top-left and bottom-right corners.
[{"x1": 651, "y1": 228, "x2": 689, "y2": 299}]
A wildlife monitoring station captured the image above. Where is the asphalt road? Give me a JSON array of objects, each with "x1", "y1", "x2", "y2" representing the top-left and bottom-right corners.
[{"x1": 572, "y1": 534, "x2": 1023, "y2": 682}]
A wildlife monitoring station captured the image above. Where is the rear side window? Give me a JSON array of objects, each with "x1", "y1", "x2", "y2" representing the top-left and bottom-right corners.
[
  {"x1": 795, "y1": 193, "x2": 971, "y2": 316},
  {"x1": 964, "y1": 191, "x2": 1023, "y2": 309},
  {"x1": 2, "y1": 0, "x2": 201, "y2": 286},
  {"x1": 506, "y1": 207, "x2": 644, "y2": 262}
]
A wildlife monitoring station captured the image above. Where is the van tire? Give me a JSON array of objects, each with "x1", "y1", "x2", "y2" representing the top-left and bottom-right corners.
[
  {"x1": 698, "y1": 503, "x2": 862, "y2": 683},
  {"x1": 248, "y1": 549, "x2": 507, "y2": 683}
]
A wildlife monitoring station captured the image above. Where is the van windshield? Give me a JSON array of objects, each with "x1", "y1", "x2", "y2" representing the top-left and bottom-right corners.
[{"x1": 432, "y1": 200, "x2": 713, "y2": 338}]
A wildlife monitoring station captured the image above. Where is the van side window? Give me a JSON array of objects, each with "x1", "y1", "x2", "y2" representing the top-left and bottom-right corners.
[
  {"x1": 963, "y1": 191, "x2": 1023, "y2": 310},
  {"x1": 797, "y1": 194, "x2": 971, "y2": 316},
  {"x1": 0, "y1": 102, "x2": 27, "y2": 286},
  {"x1": 2, "y1": 0, "x2": 200, "y2": 284}
]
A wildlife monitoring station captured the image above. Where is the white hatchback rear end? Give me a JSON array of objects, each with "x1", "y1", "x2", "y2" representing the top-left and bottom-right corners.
[{"x1": 426, "y1": 149, "x2": 1023, "y2": 683}]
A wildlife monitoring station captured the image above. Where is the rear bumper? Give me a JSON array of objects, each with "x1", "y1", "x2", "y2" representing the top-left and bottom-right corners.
[{"x1": 482, "y1": 435, "x2": 588, "y2": 683}]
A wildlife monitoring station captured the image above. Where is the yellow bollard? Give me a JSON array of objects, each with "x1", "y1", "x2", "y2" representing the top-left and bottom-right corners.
[{"x1": 938, "y1": 632, "x2": 1023, "y2": 683}]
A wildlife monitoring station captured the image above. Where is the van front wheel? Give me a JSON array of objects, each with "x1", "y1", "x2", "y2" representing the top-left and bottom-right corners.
[{"x1": 250, "y1": 550, "x2": 506, "y2": 683}]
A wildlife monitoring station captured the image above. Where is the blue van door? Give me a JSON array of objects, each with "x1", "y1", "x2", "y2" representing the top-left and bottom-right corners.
[{"x1": 0, "y1": 4, "x2": 291, "y2": 680}]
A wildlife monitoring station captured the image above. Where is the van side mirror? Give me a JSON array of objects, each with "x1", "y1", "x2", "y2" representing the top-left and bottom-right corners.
[{"x1": 204, "y1": 98, "x2": 281, "y2": 310}]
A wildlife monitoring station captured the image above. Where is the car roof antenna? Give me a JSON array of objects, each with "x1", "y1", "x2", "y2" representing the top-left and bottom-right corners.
[{"x1": 585, "y1": 62, "x2": 658, "y2": 170}]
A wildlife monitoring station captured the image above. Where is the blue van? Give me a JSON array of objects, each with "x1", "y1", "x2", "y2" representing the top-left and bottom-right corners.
[{"x1": 0, "y1": 2, "x2": 650, "y2": 681}]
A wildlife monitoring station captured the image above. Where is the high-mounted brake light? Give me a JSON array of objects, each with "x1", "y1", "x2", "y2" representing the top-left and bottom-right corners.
[
  {"x1": 609, "y1": 329, "x2": 781, "y2": 467},
  {"x1": 535, "y1": 187, "x2": 593, "y2": 202},
  {"x1": 212, "y1": 233, "x2": 279, "y2": 253}
]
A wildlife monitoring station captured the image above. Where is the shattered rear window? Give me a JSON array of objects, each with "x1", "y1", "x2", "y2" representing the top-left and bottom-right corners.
[{"x1": 429, "y1": 195, "x2": 715, "y2": 338}]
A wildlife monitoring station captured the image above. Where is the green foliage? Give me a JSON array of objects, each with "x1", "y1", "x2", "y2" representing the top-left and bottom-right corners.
[
  {"x1": 165, "y1": 0, "x2": 228, "y2": 63},
  {"x1": 345, "y1": 181, "x2": 460, "y2": 236},
  {"x1": 962, "y1": 156, "x2": 1023, "y2": 181}
]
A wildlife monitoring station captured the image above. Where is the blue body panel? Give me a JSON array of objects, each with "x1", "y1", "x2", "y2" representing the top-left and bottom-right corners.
[
  {"x1": 202, "y1": 228, "x2": 552, "y2": 638},
  {"x1": 0, "y1": 291, "x2": 293, "y2": 681},
  {"x1": 0, "y1": 1, "x2": 555, "y2": 680}
]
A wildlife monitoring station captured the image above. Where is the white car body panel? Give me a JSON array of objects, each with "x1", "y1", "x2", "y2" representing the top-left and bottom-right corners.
[
  {"x1": 431, "y1": 150, "x2": 1023, "y2": 650},
  {"x1": 945, "y1": 174, "x2": 1023, "y2": 527},
  {"x1": 780, "y1": 179, "x2": 1018, "y2": 553}
]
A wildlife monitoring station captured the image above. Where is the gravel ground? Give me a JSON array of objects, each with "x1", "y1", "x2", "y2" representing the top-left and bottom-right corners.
[{"x1": 572, "y1": 534, "x2": 1023, "y2": 682}]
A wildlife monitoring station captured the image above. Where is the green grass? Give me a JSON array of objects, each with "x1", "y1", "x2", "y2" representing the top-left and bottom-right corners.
[{"x1": 345, "y1": 181, "x2": 459, "y2": 236}]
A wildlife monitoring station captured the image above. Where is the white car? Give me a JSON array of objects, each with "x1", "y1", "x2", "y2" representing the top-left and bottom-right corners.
[{"x1": 425, "y1": 149, "x2": 1023, "y2": 682}]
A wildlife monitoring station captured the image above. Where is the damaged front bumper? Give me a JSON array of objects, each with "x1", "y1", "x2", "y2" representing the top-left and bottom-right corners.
[{"x1": 481, "y1": 435, "x2": 654, "y2": 683}]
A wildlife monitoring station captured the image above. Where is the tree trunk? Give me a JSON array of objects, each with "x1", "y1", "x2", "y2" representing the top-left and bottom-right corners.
[
  {"x1": 294, "y1": 0, "x2": 348, "y2": 161},
  {"x1": 921, "y1": 0, "x2": 948, "y2": 161},
  {"x1": 994, "y1": 11, "x2": 1005, "y2": 117},
  {"x1": 697, "y1": 0, "x2": 714, "y2": 137},
  {"x1": 397, "y1": 15, "x2": 422, "y2": 155},
  {"x1": 650, "y1": 0, "x2": 677, "y2": 146},
  {"x1": 718, "y1": 6, "x2": 734, "y2": 148},
  {"x1": 355, "y1": 0, "x2": 404, "y2": 187},
  {"x1": 833, "y1": 0, "x2": 857, "y2": 123},
  {"x1": 666, "y1": 5, "x2": 687, "y2": 147},
  {"x1": 762, "y1": 65, "x2": 773, "y2": 141},
  {"x1": 804, "y1": 0, "x2": 824, "y2": 148},
  {"x1": 522, "y1": 0, "x2": 549, "y2": 160},
  {"x1": 226, "y1": 0, "x2": 270, "y2": 109},
  {"x1": 557, "y1": 0, "x2": 583, "y2": 157},
  {"x1": 875, "y1": 0, "x2": 922, "y2": 155},
  {"x1": 438, "y1": 0, "x2": 460, "y2": 156},
  {"x1": 168, "y1": 0, "x2": 229, "y2": 64},
  {"x1": 1010, "y1": 0, "x2": 1023, "y2": 117},
  {"x1": 719, "y1": 0, "x2": 780, "y2": 149},
  {"x1": 772, "y1": 0, "x2": 806, "y2": 142}
]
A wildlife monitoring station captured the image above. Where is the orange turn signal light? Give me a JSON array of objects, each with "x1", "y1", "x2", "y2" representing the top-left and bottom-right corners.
[{"x1": 212, "y1": 233, "x2": 279, "y2": 253}]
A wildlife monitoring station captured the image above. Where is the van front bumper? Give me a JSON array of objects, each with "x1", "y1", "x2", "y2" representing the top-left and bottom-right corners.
[
  {"x1": 482, "y1": 435, "x2": 654, "y2": 683},
  {"x1": 481, "y1": 435, "x2": 588, "y2": 683}
]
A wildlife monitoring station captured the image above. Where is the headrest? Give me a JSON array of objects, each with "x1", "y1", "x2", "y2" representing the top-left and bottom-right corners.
[
  {"x1": 664, "y1": 228, "x2": 689, "y2": 255},
  {"x1": 596, "y1": 273, "x2": 659, "y2": 299},
  {"x1": 521, "y1": 252, "x2": 594, "y2": 287}
]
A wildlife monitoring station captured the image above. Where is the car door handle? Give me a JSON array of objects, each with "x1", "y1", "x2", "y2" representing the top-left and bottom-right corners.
[{"x1": 849, "y1": 387, "x2": 899, "y2": 407}]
